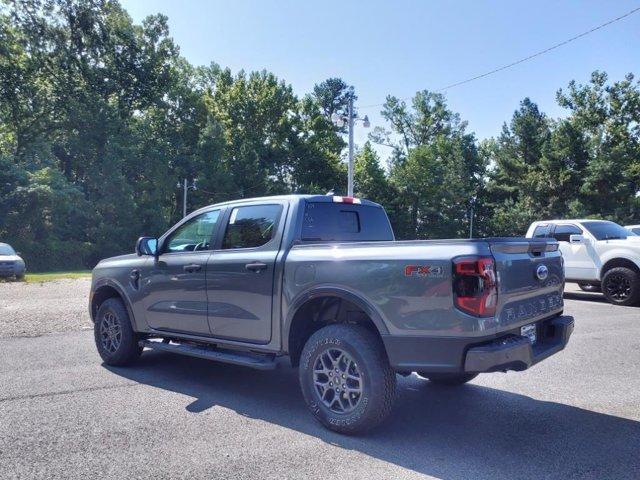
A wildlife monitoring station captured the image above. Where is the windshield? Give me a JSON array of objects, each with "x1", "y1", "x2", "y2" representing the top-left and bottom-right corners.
[
  {"x1": 0, "y1": 244, "x2": 16, "y2": 255},
  {"x1": 582, "y1": 221, "x2": 636, "y2": 241}
]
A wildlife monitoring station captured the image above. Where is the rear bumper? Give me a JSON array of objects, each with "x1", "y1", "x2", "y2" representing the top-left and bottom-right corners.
[
  {"x1": 464, "y1": 316, "x2": 574, "y2": 372},
  {"x1": 382, "y1": 315, "x2": 574, "y2": 374}
]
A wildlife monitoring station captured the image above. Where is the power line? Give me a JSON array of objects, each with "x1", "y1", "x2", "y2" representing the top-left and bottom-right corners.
[{"x1": 359, "y1": 5, "x2": 640, "y2": 110}]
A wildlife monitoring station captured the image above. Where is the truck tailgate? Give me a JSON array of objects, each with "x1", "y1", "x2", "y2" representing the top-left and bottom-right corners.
[{"x1": 489, "y1": 239, "x2": 564, "y2": 333}]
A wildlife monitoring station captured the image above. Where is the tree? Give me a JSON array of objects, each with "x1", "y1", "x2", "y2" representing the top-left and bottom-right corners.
[
  {"x1": 371, "y1": 91, "x2": 482, "y2": 239},
  {"x1": 556, "y1": 71, "x2": 640, "y2": 222}
]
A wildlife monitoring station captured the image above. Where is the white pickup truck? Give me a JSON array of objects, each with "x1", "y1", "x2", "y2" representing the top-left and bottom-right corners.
[{"x1": 526, "y1": 219, "x2": 640, "y2": 306}]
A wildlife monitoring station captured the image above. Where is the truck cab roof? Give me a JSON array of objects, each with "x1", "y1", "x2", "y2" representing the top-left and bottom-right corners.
[{"x1": 198, "y1": 194, "x2": 383, "y2": 211}]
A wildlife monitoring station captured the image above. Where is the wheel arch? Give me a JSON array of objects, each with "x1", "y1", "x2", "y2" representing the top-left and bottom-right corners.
[
  {"x1": 284, "y1": 286, "x2": 389, "y2": 367},
  {"x1": 90, "y1": 280, "x2": 138, "y2": 330},
  {"x1": 600, "y1": 257, "x2": 640, "y2": 279}
]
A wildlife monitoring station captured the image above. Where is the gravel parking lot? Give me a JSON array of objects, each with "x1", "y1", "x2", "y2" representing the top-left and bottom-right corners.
[
  {"x1": 0, "y1": 278, "x2": 92, "y2": 337},
  {"x1": 1, "y1": 280, "x2": 639, "y2": 479}
]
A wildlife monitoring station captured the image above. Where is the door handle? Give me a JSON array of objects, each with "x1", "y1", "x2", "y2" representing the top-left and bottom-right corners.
[
  {"x1": 183, "y1": 263, "x2": 202, "y2": 273},
  {"x1": 245, "y1": 262, "x2": 268, "y2": 273}
]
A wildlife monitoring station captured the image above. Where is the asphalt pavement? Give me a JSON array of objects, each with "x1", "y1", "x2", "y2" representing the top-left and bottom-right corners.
[{"x1": 0, "y1": 282, "x2": 639, "y2": 479}]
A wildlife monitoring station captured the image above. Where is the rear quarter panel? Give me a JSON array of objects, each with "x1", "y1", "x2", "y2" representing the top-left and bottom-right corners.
[{"x1": 283, "y1": 241, "x2": 496, "y2": 338}]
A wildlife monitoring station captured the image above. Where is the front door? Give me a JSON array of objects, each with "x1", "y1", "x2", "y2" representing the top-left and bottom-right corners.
[
  {"x1": 143, "y1": 209, "x2": 222, "y2": 335},
  {"x1": 206, "y1": 203, "x2": 285, "y2": 344},
  {"x1": 553, "y1": 223, "x2": 596, "y2": 280}
]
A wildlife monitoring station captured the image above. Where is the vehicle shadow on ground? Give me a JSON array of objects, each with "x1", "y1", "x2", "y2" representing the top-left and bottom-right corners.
[
  {"x1": 563, "y1": 290, "x2": 609, "y2": 304},
  {"x1": 107, "y1": 352, "x2": 640, "y2": 480}
]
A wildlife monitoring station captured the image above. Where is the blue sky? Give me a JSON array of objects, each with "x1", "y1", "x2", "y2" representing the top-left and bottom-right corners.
[{"x1": 121, "y1": 0, "x2": 639, "y2": 152}]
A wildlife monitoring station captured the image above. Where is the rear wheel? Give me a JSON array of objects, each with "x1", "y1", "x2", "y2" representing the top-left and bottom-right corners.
[
  {"x1": 298, "y1": 324, "x2": 396, "y2": 435},
  {"x1": 94, "y1": 298, "x2": 141, "y2": 366},
  {"x1": 602, "y1": 267, "x2": 640, "y2": 306},
  {"x1": 419, "y1": 372, "x2": 478, "y2": 386},
  {"x1": 578, "y1": 282, "x2": 600, "y2": 292}
]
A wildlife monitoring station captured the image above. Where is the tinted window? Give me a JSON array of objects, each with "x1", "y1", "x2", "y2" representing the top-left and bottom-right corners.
[
  {"x1": 582, "y1": 221, "x2": 635, "y2": 240},
  {"x1": 553, "y1": 224, "x2": 582, "y2": 242},
  {"x1": 222, "y1": 204, "x2": 282, "y2": 249},
  {"x1": 301, "y1": 202, "x2": 394, "y2": 242},
  {"x1": 532, "y1": 224, "x2": 552, "y2": 238},
  {"x1": 165, "y1": 210, "x2": 220, "y2": 253}
]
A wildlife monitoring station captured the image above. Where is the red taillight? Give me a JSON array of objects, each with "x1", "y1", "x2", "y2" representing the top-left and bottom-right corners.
[{"x1": 452, "y1": 256, "x2": 497, "y2": 317}]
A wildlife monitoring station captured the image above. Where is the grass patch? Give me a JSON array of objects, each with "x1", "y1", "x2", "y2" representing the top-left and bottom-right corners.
[{"x1": 24, "y1": 270, "x2": 91, "y2": 283}]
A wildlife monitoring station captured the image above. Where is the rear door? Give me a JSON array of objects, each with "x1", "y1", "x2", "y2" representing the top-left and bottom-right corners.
[
  {"x1": 142, "y1": 209, "x2": 222, "y2": 335},
  {"x1": 206, "y1": 202, "x2": 287, "y2": 344}
]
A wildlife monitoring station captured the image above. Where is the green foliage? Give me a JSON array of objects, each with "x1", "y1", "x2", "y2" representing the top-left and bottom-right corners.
[
  {"x1": 0, "y1": 0, "x2": 346, "y2": 270},
  {"x1": 483, "y1": 72, "x2": 640, "y2": 235},
  {"x1": 0, "y1": 1, "x2": 638, "y2": 271},
  {"x1": 366, "y1": 91, "x2": 482, "y2": 239}
]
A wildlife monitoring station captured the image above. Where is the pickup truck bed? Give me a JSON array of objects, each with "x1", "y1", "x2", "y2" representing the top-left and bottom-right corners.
[{"x1": 90, "y1": 194, "x2": 573, "y2": 434}]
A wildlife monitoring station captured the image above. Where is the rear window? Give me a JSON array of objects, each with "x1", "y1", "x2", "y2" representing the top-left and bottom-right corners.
[{"x1": 301, "y1": 202, "x2": 394, "y2": 242}]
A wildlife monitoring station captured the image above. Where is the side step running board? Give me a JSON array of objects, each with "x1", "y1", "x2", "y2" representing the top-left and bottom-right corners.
[{"x1": 139, "y1": 339, "x2": 277, "y2": 370}]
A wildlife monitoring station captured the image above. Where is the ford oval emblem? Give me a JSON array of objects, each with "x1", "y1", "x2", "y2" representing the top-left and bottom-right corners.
[{"x1": 536, "y1": 264, "x2": 549, "y2": 281}]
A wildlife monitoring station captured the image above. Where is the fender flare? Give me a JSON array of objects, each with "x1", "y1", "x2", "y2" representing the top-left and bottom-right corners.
[
  {"x1": 283, "y1": 285, "x2": 390, "y2": 354},
  {"x1": 91, "y1": 278, "x2": 139, "y2": 331},
  {"x1": 599, "y1": 255, "x2": 640, "y2": 279}
]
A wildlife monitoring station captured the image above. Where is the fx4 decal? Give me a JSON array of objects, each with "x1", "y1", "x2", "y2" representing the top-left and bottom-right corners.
[{"x1": 404, "y1": 265, "x2": 444, "y2": 277}]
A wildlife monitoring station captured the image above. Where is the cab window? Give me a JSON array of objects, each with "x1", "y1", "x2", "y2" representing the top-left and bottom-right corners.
[
  {"x1": 552, "y1": 224, "x2": 582, "y2": 242},
  {"x1": 222, "y1": 204, "x2": 282, "y2": 249},
  {"x1": 165, "y1": 210, "x2": 220, "y2": 253}
]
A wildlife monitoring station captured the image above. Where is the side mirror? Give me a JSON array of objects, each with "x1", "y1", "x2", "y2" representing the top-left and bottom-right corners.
[
  {"x1": 136, "y1": 237, "x2": 158, "y2": 256},
  {"x1": 569, "y1": 234, "x2": 585, "y2": 244},
  {"x1": 15, "y1": 252, "x2": 21, "y2": 257}
]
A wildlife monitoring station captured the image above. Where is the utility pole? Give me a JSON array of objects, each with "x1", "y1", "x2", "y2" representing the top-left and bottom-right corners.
[
  {"x1": 177, "y1": 179, "x2": 197, "y2": 218},
  {"x1": 347, "y1": 95, "x2": 355, "y2": 197},
  {"x1": 469, "y1": 195, "x2": 477, "y2": 239},
  {"x1": 182, "y1": 178, "x2": 188, "y2": 218},
  {"x1": 331, "y1": 90, "x2": 369, "y2": 197}
]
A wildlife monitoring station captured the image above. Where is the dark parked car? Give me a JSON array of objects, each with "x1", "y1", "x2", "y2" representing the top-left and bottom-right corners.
[
  {"x1": 90, "y1": 195, "x2": 574, "y2": 434},
  {"x1": 0, "y1": 242, "x2": 26, "y2": 280}
]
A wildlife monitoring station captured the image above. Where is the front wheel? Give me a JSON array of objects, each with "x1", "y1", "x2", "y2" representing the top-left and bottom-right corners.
[
  {"x1": 419, "y1": 372, "x2": 478, "y2": 386},
  {"x1": 94, "y1": 298, "x2": 141, "y2": 366},
  {"x1": 602, "y1": 267, "x2": 640, "y2": 306},
  {"x1": 298, "y1": 324, "x2": 396, "y2": 435}
]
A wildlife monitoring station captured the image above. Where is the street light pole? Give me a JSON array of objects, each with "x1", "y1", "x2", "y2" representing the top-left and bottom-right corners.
[{"x1": 347, "y1": 95, "x2": 355, "y2": 197}]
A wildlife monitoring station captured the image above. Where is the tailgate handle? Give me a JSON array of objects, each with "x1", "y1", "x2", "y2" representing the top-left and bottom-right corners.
[{"x1": 529, "y1": 244, "x2": 545, "y2": 256}]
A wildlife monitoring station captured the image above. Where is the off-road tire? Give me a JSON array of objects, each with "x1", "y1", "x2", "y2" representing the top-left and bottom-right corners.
[
  {"x1": 94, "y1": 298, "x2": 141, "y2": 366},
  {"x1": 578, "y1": 282, "x2": 600, "y2": 293},
  {"x1": 602, "y1": 267, "x2": 640, "y2": 306},
  {"x1": 420, "y1": 372, "x2": 479, "y2": 386},
  {"x1": 298, "y1": 324, "x2": 396, "y2": 435}
]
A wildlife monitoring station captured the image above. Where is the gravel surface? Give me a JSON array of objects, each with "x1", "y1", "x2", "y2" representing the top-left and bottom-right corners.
[
  {"x1": 0, "y1": 282, "x2": 639, "y2": 479},
  {"x1": 0, "y1": 278, "x2": 92, "y2": 338}
]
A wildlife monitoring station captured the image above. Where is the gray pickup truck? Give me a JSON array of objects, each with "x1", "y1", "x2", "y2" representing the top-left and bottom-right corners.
[{"x1": 90, "y1": 194, "x2": 574, "y2": 434}]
